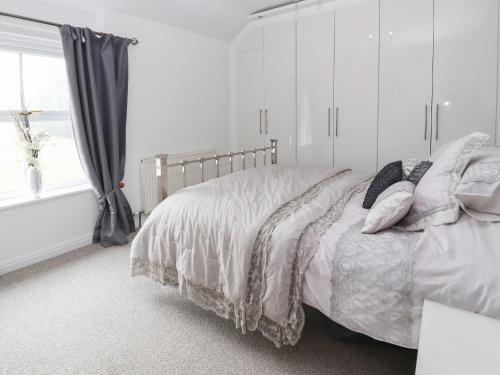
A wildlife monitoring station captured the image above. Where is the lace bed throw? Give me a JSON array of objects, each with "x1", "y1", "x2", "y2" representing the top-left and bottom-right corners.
[{"x1": 330, "y1": 221, "x2": 422, "y2": 349}]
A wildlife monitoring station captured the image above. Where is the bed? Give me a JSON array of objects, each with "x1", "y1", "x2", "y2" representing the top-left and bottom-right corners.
[{"x1": 131, "y1": 135, "x2": 500, "y2": 349}]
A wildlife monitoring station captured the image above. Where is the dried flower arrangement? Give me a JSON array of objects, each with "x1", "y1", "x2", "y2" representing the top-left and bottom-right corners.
[{"x1": 10, "y1": 108, "x2": 48, "y2": 168}]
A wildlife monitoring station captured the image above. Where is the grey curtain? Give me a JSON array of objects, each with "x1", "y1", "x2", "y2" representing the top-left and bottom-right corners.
[{"x1": 60, "y1": 25, "x2": 135, "y2": 247}]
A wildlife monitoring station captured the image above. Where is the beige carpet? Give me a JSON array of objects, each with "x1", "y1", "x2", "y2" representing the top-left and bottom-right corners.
[{"x1": 0, "y1": 242, "x2": 417, "y2": 375}]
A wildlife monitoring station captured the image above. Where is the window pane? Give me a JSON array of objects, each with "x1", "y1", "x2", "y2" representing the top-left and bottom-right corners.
[
  {"x1": 0, "y1": 121, "x2": 25, "y2": 196},
  {"x1": 22, "y1": 54, "x2": 70, "y2": 111},
  {"x1": 30, "y1": 120, "x2": 86, "y2": 188},
  {"x1": 0, "y1": 50, "x2": 21, "y2": 111},
  {"x1": 0, "y1": 49, "x2": 86, "y2": 201}
]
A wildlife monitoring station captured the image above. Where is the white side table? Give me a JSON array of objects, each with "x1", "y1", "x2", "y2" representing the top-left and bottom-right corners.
[{"x1": 416, "y1": 299, "x2": 500, "y2": 375}]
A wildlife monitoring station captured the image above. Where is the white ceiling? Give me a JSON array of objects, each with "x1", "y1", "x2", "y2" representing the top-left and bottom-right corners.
[{"x1": 32, "y1": 0, "x2": 291, "y2": 42}]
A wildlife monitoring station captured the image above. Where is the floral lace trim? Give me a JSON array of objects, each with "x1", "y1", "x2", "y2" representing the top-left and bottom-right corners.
[
  {"x1": 131, "y1": 259, "x2": 178, "y2": 285},
  {"x1": 330, "y1": 221, "x2": 422, "y2": 349},
  {"x1": 461, "y1": 161, "x2": 500, "y2": 184},
  {"x1": 257, "y1": 178, "x2": 371, "y2": 346},
  {"x1": 244, "y1": 170, "x2": 352, "y2": 334},
  {"x1": 132, "y1": 259, "x2": 245, "y2": 326},
  {"x1": 131, "y1": 259, "x2": 295, "y2": 343}
]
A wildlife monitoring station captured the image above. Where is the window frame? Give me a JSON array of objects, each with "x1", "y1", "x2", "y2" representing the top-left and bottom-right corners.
[{"x1": 0, "y1": 45, "x2": 89, "y2": 202}]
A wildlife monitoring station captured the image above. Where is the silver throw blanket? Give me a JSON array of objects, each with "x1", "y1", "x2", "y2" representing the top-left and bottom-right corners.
[
  {"x1": 330, "y1": 221, "x2": 422, "y2": 348},
  {"x1": 131, "y1": 165, "x2": 370, "y2": 347}
]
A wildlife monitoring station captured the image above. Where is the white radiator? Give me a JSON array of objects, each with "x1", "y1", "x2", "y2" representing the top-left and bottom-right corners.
[
  {"x1": 140, "y1": 149, "x2": 216, "y2": 215},
  {"x1": 139, "y1": 157, "x2": 160, "y2": 215}
]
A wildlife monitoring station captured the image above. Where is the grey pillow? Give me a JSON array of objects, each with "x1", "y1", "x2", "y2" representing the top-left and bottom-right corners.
[
  {"x1": 407, "y1": 161, "x2": 433, "y2": 186},
  {"x1": 402, "y1": 133, "x2": 490, "y2": 231},
  {"x1": 403, "y1": 159, "x2": 420, "y2": 179},
  {"x1": 363, "y1": 161, "x2": 403, "y2": 209}
]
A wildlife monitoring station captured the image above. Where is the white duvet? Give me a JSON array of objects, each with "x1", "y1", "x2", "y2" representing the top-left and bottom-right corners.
[
  {"x1": 131, "y1": 165, "x2": 370, "y2": 346},
  {"x1": 305, "y1": 194, "x2": 500, "y2": 348},
  {"x1": 303, "y1": 190, "x2": 368, "y2": 318},
  {"x1": 413, "y1": 213, "x2": 500, "y2": 320},
  {"x1": 131, "y1": 165, "x2": 500, "y2": 349}
]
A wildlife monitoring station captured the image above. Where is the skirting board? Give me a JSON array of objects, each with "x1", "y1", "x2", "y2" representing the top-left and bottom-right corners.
[{"x1": 0, "y1": 233, "x2": 93, "y2": 276}]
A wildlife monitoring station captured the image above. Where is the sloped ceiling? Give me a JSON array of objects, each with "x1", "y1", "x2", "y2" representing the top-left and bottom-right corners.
[{"x1": 29, "y1": 0, "x2": 293, "y2": 41}]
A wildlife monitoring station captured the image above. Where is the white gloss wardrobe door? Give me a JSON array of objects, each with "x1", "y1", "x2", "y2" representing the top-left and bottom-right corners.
[
  {"x1": 378, "y1": 0, "x2": 433, "y2": 167},
  {"x1": 432, "y1": 0, "x2": 498, "y2": 152},
  {"x1": 297, "y1": 11, "x2": 335, "y2": 167},
  {"x1": 263, "y1": 20, "x2": 297, "y2": 164},
  {"x1": 236, "y1": 47, "x2": 265, "y2": 151},
  {"x1": 334, "y1": 0, "x2": 380, "y2": 173}
]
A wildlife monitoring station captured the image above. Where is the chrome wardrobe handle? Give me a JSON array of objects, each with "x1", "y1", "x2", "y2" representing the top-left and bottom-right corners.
[
  {"x1": 335, "y1": 107, "x2": 339, "y2": 137},
  {"x1": 265, "y1": 109, "x2": 268, "y2": 135},
  {"x1": 259, "y1": 109, "x2": 263, "y2": 135},
  {"x1": 328, "y1": 107, "x2": 332, "y2": 137},
  {"x1": 424, "y1": 104, "x2": 428, "y2": 140},
  {"x1": 435, "y1": 104, "x2": 440, "y2": 141}
]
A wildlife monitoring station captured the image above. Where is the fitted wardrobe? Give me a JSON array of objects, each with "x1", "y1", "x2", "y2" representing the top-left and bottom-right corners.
[{"x1": 234, "y1": 0, "x2": 500, "y2": 172}]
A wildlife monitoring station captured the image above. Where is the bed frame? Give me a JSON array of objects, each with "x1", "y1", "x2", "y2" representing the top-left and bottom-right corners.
[
  {"x1": 138, "y1": 139, "x2": 278, "y2": 227},
  {"x1": 154, "y1": 139, "x2": 278, "y2": 201}
]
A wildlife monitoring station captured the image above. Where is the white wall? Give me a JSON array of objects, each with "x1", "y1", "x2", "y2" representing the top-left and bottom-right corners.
[
  {"x1": 0, "y1": 0, "x2": 230, "y2": 274},
  {"x1": 0, "y1": 191, "x2": 99, "y2": 275}
]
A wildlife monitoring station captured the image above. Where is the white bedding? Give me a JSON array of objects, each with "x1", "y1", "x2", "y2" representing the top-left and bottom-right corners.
[
  {"x1": 131, "y1": 165, "x2": 370, "y2": 346},
  {"x1": 304, "y1": 192, "x2": 500, "y2": 348},
  {"x1": 131, "y1": 164, "x2": 500, "y2": 349},
  {"x1": 303, "y1": 189, "x2": 368, "y2": 317},
  {"x1": 305, "y1": 187, "x2": 422, "y2": 348},
  {"x1": 413, "y1": 213, "x2": 500, "y2": 320}
]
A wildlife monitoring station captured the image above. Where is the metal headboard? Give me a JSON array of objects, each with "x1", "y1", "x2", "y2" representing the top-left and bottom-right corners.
[{"x1": 155, "y1": 139, "x2": 278, "y2": 201}]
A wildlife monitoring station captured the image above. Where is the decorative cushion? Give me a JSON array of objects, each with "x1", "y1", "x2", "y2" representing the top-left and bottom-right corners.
[
  {"x1": 363, "y1": 161, "x2": 403, "y2": 209},
  {"x1": 402, "y1": 132, "x2": 490, "y2": 231},
  {"x1": 403, "y1": 159, "x2": 420, "y2": 180},
  {"x1": 406, "y1": 161, "x2": 433, "y2": 186},
  {"x1": 456, "y1": 146, "x2": 500, "y2": 222},
  {"x1": 362, "y1": 181, "x2": 415, "y2": 234}
]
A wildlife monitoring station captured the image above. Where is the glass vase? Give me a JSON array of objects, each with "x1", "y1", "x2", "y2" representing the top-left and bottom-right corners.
[{"x1": 26, "y1": 165, "x2": 43, "y2": 198}]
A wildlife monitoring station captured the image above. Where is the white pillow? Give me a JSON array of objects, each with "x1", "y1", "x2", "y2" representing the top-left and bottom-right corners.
[
  {"x1": 362, "y1": 181, "x2": 415, "y2": 234},
  {"x1": 402, "y1": 132, "x2": 490, "y2": 231},
  {"x1": 468, "y1": 146, "x2": 500, "y2": 164},
  {"x1": 456, "y1": 147, "x2": 500, "y2": 222}
]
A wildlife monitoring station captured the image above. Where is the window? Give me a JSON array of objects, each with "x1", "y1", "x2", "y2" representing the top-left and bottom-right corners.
[{"x1": 0, "y1": 48, "x2": 87, "y2": 201}]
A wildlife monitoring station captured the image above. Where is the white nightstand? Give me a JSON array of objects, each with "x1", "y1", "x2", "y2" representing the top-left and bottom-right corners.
[{"x1": 416, "y1": 300, "x2": 500, "y2": 375}]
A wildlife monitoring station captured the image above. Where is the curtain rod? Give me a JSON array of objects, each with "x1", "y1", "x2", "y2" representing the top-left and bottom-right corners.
[{"x1": 0, "y1": 11, "x2": 139, "y2": 46}]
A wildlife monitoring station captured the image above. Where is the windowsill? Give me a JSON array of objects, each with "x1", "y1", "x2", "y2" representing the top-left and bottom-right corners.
[{"x1": 0, "y1": 184, "x2": 93, "y2": 211}]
